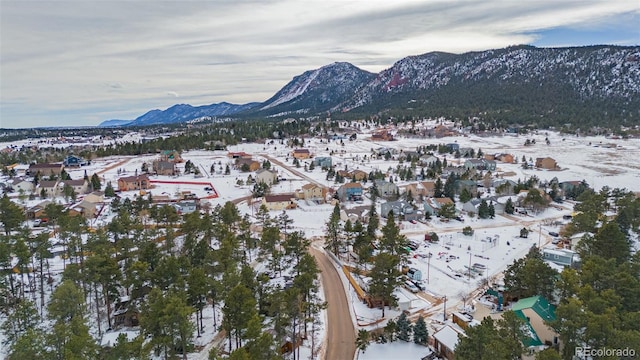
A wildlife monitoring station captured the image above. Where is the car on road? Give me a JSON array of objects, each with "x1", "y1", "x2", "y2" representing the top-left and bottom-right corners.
[
  {"x1": 455, "y1": 216, "x2": 464, "y2": 222},
  {"x1": 204, "y1": 186, "x2": 213, "y2": 191},
  {"x1": 549, "y1": 231, "x2": 559, "y2": 237},
  {"x1": 411, "y1": 280, "x2": 425, "y2": 291}
]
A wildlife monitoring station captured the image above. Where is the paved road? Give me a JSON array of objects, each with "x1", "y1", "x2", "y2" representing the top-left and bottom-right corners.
[{"x1": 310, "y1": 247, "x2": 356, "y2": 360}]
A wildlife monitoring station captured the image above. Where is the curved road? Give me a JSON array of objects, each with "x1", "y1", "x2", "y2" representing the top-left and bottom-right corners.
[{"x1": 310, "y1": 247, "x2": 356, "y2": 360}]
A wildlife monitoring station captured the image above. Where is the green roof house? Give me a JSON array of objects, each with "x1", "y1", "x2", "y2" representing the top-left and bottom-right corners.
[{"x1": 511, "y1": 296, "x2": 558, "y2": 347}]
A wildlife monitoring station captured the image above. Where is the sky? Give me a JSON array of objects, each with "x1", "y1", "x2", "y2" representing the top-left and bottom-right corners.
[{"x1": 1, "y1": 0, "x2": 639, "y2": 129}]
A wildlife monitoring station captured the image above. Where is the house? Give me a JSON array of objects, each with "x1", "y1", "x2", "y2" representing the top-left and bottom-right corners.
[
  {"x1": 117, "y1": 174, "x2": 150, "y2": 191},
  {"x1": 380, "y1": 200, "x2": 421, "y2": 221},
  {"x1": 496, "y1": 153, "x2": 515, "y2": 163},
  {"x1": 26, "y1": 200, "x2": 52, "y2": 219},
  {"x1": 463, "y1": 159, "x2": 485, "y2": 170},
  {"x1": 69, "y1": 200, "x2": 97, "y2": 219},
  {"x1": 236, "y1": 158, "x2": 261, "y2": 172},
  {"x1": 452, "y1": 312, "x2": 480, "y2": 330},
  {"x1": 37, "y1": 180, "x2": 60, "y2": 197},
  {"x1": 160, "y1": 150, "x2": 183, "y2": 163},
  {"x1": 255, "y1": 169, "x2": 278, "y2": 185},
  {"x1": 83, "y1": 191, "x2": 104, "y2": 204},
  {"x1": 297, "y1": 183, "x2": 326, "y2": 203},
  {"x1": 28, "y1": 163, "x2": 64, "y2": 177},
  {"x1": 227, "y1": 151, "x2": 252, "y2": 159},
  {"x1": 419, "y1": 181, "x2": 436, "y2": 197},
  {"x1": 455, "y1": 180, "x2": 478, "y2": 196},
  {"x1": 535, "y1": 157, "x2": 558, "y2": 170},
  {"x1": 542, "y1": 248, "x2": 579, "y2": 268},
  {"x1": 153, "y1": 160, "x2": 177, "y2": 176},
  {"x1": 336, "y1": 183, "x2": 363, "y2": 202},
  {"x1": 292, "y1": 148, "x2": 311, "y2": 159},
  {"x1": 174, "y1": 201, "x2": 197, "y2": 215},
  {"x1": 445, "y1": 143, "x2": 459, "y2": 152},
  {"x1": 371, "y1": 129, "x2": 394, "y2": 141},
  {"x1": 419, "y1": 155, "x2": 439, "y2": 167},
  {"x1": 483, "y1": 160, "x2": 496, "y2": 171},
  {"x1": 63, "y1": 155, "x2": 88, "y2": 167},
  {"x1": 10, "y1": 178, "x2": 34, "y2": 194},
  {"x1": 113, "y1": 296, "x2": 140, "y2": 328},
  {"x1": 423, "y1": 197, "x2": 454, "y2": 216},
  {"x1": 374, "y1": 180, "x2": 399, "y2": 199},
  {"x1": 313, "y1": 156, "x2": 332, "y2": 169},
  {"x1": 511, "y1": 296, "x2": 558, "y2": 347},
  {"x1": 441, "y1": 167, "x2": 466, "y2": 178},
  {"x1": 351, "y1": 170, "x2": 368, "y2": 181},
  {"x1": 61, "y1": 179, "x2": 89, "y2": 195},
  {"x1": 340, "y1": 205, "x2": 370, "y2": 223},
  {"x1": 432, "y1": 325, "x2": 464, "y2": 360},
  {"x1": 262, "y1": 194, "x2": 297, "y2": 211},
  {"x1": 459, "y1": 147, "x2": 474, "y2": 157},
  {"x1": 493, "y1": 179, "x2": 518, "y2": 195},
  {"x1": 461, "y1": 199, "x2": 482, "y2": 214}
]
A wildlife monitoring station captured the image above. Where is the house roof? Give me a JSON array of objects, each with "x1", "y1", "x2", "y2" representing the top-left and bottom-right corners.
[
  {"x1": 264, "y1": 194, "x2": 295, "y2": 202},
  {"x1": 302, "y1": 183, "x2": 320, "y2": 190},
  {"x1": 30, "y1": 163, "x2": 63, "y2": 169},
  {"x1": 434, "y1": 197, "x2": 453, "y2": 205},
  {"x1": 340, "y1": 182, "x2": 362, "y2": 189},
  {"x1": 39, "y1": 180, "x2": 58, "y2": 188},
  {"x1": 511, "y1": 296, "x2": 556, "y2": 322},
  {"x1": 293, "y1": 148, "x2": 310, "y2": 154},
  {"x1": 62, "y1": 179, "x2": 86, "y2": 187},
  {"x1": 433, "y1": 325, "x2": 462, "y2": 351},
  {"x1": 119, "y1": 174, "x2": 149, "y2": 183}
]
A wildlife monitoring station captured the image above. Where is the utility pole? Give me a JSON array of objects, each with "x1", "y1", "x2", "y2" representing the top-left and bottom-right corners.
[
  {"x1": 427, "y1": 254, "x2": 431, "y2": 284},
  {"x1": 538, "y1": 223, "x2": 542, "y2": 248},
  {"x1": 443, "y1": 295, "x2": 447, "y2": 322}
]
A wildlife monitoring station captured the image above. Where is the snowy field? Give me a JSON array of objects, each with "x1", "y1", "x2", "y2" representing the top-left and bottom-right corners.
[{"x1": 2, "y1": 125, "x2": 639, "y2": 359}]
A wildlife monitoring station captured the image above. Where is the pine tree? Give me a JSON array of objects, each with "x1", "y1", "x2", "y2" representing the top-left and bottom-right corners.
[
  {"x1": 396, "y1": 312, "x2": 413, "y2": 341},
  {"x1": 413, "y1": 315, "x2": 428, "y2": 344},
  {"x1": 505, "y1": 197, "x2": 515, "y2": 214},
  {"x1": 478, "y1": 199, "x2": 490, "y2": 219}
]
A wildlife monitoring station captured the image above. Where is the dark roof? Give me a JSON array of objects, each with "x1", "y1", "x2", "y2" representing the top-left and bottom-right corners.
[
  {"x1": 293, "y1": 148, "x2": 310, "y2": 153},
  {"x1": 39, "y1": 180, "x2": 58, "y2": 188},
  {"x1": 29, "y1": 163, "x2": 62, "y2": 169},
  {"x1": 119, "y1": 174, "x2": 149, "y2": 183},
  {"x1": 264, "y1": 194, "x2": 295, "y2": 202},
  {"x1": 63, "y1": 179, "x2": 86, "y2": 186}
]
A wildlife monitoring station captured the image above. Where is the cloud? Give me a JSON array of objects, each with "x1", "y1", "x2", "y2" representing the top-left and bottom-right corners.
[{"x1": 0, "y1": 0, "x2": 638, "y2": 128}]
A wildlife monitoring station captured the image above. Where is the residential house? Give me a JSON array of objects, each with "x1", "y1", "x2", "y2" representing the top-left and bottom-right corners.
[
  {"x1": 374, "y1": 180, "x2": 399, "y2": 199},
  {"x1": 174, "y1": 201, "x2": 197, "y2": 215},
  {"x1": 255, "y1": 169, "x2": 278, "y2": 185},
  {"x1": 68, "y1": 200, "x2": 97, "y2": 219},
  {"x1": 542, "y1": 248, "x2": 580, "y2": 268},
  {"x1": 336, "y1": 183, "x2": 363, "y2": 202},
  {"x1": 340, "y1": 205, "x2": 370, "y2": 223},
  {"x1": 262, "y1": 194, "x2": 297, "y2": 211},
  {"x1": 297, "y1": 183, "x2": 326, "y2": 203},
  {"x1": 292, "y1": 148, "x2": 311, "y2": 159},
  {"x1": 37, "y1": 180, "x2": 59, "y2": 198},
  {"x1": 419, "y1": 155, "x2": 439, "y2": 167},
  {"x1": 160, "y1": 150, "x2": 183, "y2": 163},
  {"x1": 461, "y1": 199, "x2": 482, "y2": 214},
  {"x1": 493, "y1": 179, "x2": 518, "y2": 195},
  {"x1": 371, "y1": 130, "x2": 394, "y2": 141},
  {"x1": 117, "y1": 174, "x2": 151, "y2": 192},
  {"x1": 381, "y1": 200, "x2": 422, "y2": 221},
  {"x1": 10, "y1": 178, "x2": 34, "y2": 194},
  {"x1": 496, "y1": 153, "x2": 515, "y2": 163},
  {"x1": 236, "y1": 158, "x2": 261, "y2": 172},
  {"x1": 463, "y1": 159, "x2": 496, "y2": 172},
  {"x1": 227, "y1": 151, "x2": 252, "y2": 159},
  {"x1": 423, "y1": 197, "x2": 454, "y2": 216},
  {"x1": 153, "y1": 160, "x2": 177, "y2": 176},
  {"x1": 511, "y1": 296, "x2": 558, "y2": 347},
  {"x1": 83, "y1": 191, "x2": 104, "y2": 204},
  {"x1": 441, "y1": 167, "x2": 466, "y2": 178},
  {"x1": 455, "y1": 179, "x2": 478, "y2": 196},
  {"x1": 61, "y1": 179, "x2": 89, "y2": 195},
  {"x1": 351, "y1": 170, "x2": 368, "y2": 181},
  {"x1": 28, "y1": 163, "x2": 64, "y2": 177},
  {"x1": 535, "y1": 157, "x2": 558, "y2": 170},
  {"x1": 313, "y1": 157, "x2": 332, "y2": 169},
  {"x1": 452, "y1": 312, "x2": 480, "y2": 330},
  {"x1": 63, "y1": 155, "x2": 88, "y2": 167},
  {"x1": 26, "y1": 200, "x2": 52, "y2": 219},
  {"x1": 483, "y1": 159, "x2": 496, "y2": 171},
  {"x1": 445, "y1": 143, "x2": 459, "y2": 152},
  {"x1": 402, "y1": 183, "x2": 420, "y2": 200},
  {"x1": 419, "y1": 181, "x2": 436, "y2": 197},
  {"x1": 459, "y1": 147, "x2": 474, "y2": 157},
  {"x1": 433, "y1": 325, "x2": 464, "y2": 360}
]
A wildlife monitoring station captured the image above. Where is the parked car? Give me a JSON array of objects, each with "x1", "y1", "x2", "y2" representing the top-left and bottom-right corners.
[
  {"x1": 455, "y1": 216, "x2": 464, "y2": 222},
  {"x1": 549, "y1": 231, "x2": 559, "y2": 237},
  {"x1": 412, "y1": 280, "x2": 425, "y2": 291},
  {"x1": 204, "y1": 186, "x2": 213, "y2": 191},
  {"x1": 404, "y1": 281, "x2": 419, "y2": 293}
]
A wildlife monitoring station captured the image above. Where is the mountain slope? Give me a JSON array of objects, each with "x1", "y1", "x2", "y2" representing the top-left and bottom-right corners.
[
  {"x1": 98, "y1": 102, "x2": 258, "y2": 127},
  {"x1": 254, "y1": 62, "x2": 376, "y2": 116}
]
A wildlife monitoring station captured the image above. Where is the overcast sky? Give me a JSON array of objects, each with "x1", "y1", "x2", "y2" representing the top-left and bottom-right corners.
[{"x1": 1, "y1": 0, "x2": 639, "y2": 128}]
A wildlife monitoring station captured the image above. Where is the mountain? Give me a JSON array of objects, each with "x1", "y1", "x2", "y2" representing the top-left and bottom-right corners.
[
  {"x1": 98, "y1": 102, "x2": 258, "y2": 127},
  {"x1": 98, "y1": 119, "x2": 132, "y2": 127},
  {"x1": 99, "y1": 45, "x2": 640, "y2": 128},
  {"x1": 255, "y1": 62, "x2": 376, "y2": 116},
  {"x1": 335, "y1": 45, "x2": 640, "y2": 126}
]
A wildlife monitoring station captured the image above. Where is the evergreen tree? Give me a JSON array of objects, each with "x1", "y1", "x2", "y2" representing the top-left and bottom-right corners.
[
  {"x1": 104, "y1": 181, "x2": 116, "y2": 197},
  {"x1": 0, "y1": 194, "x2": 25, "y2": 235},
  {"x1": 90, "y1": 173, "x2": 101, "y2": 191},
  {"x1": 478, "y1": 199, "x2": 490, "y2": 219},
  {"x1": 355, "y1": 329, "x2": 370, "y2": 354},
  {"x1": 434, "y1": 178, "x2": 444, "y2": 198},
  {"x1": 413, "y1": 315, "x2": 428, "y2": 344},
  {"x1": 396, "y1": 312, "x2": 413, "y2": 341},
  {"x1": 504, "y1": 197, "x2": 515, "y2": 214}
]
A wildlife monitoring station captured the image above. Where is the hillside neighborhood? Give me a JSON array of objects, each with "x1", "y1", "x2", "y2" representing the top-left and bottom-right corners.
[{"x1": 1, "y1": 119, "x2": 639, "y2": 360}]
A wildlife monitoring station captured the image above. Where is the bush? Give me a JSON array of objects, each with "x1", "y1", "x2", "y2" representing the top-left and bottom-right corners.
[{"x1": 462, "y1": 226, "x2": 474, "y2": 236}]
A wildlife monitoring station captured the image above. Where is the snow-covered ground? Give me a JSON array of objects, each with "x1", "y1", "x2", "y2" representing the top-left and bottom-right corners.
[{"x1": 2, "y1": 125, "x2": 639, "y2": 359}]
